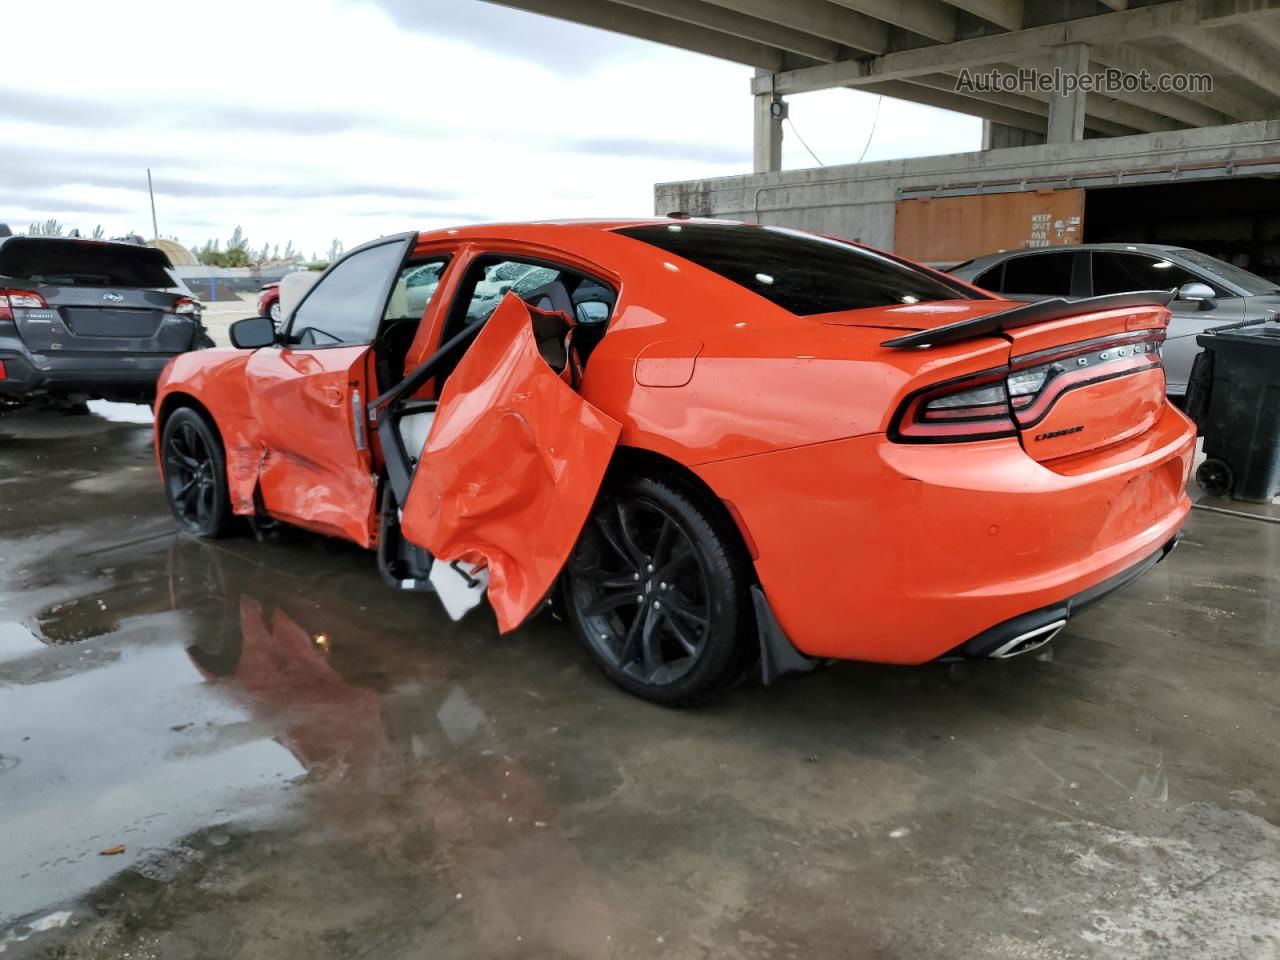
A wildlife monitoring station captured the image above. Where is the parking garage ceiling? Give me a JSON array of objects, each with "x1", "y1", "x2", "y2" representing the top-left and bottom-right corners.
[{"x1": 481, "y1": 0, "x2": 1280, "y2": 137}]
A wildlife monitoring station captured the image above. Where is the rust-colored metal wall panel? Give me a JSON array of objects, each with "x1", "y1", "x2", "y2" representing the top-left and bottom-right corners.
[{"x1": 895, "y1": 189, "x2": 1085, "y2": 263}]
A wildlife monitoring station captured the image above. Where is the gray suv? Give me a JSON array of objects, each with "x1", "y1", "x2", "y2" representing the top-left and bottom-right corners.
[
  {"x1": 0, "y1": 235, "x2": 212, "y2": 406},
  {"x1": 950, "y1": 243, "x2": 1280, "y2": 396}
]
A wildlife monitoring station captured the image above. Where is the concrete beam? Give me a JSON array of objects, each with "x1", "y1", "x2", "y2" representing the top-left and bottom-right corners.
[
  {"x1": 699, "y1": 0, "x2": 889, "y2": 54},
  {"x1": 1087, "y1": 50, "x2": 1231, "y2": 126},
  {"x1": 824, "y1": 0, "x2": 958, "y2": 43},
  {"x1": 1253, "y1": 16, "x2": 1280, "y2": 51},
  {"x1": 1096, "y1": 0, "x2": 1127, "y2": 9},
  {"x1": 941, "y1": 0, "x2": 1022, "y2": 32},
  {"x1": 863, "y1": 79, "x2": 1048, "y2": 133},
  {"x1": 752, "y1": 0, "x2": 1280, "y2": 96},
  {"x1": 909, "y1": 72, "x2": 1143, "y2": 136},
  {"x1": 1101, "y1": 41, "x2": 1271, "y2": 121},
  {"x1": 1173, "y1": 26, "x2": 1280, "y2": 100},
  {"x1": 609, "y1": 0, "x2": 842, "y2": 61},
  {"x1": 480, "y1": 0, "x2": 786, "y2": 68},
  {"x1": 961, "y1": 62, "x2": 1174, "y2": 133}
]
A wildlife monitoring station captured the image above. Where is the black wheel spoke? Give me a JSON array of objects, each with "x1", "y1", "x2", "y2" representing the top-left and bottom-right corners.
[
  {"x1": 667, "y1": 601, "x2": 708, "y2": 629},
  {"x1": 615, "y1": 501, "x2": 648, "y2": 568},
  {"x1": 582, "y1": 589, "x2": 639, "y2": 617},
  {"x1": 616, "y1": 607, "x2": 644, "y2": 667},
  {"x1": 594, "y1": 510, "x2": 637, "y2": 571},
  {"x1": 639, "y1": 606, "x2": 661, "y2": 678},
  {"x1": 663, "y1": 611, "x2": 701, "y2": 657},
  {"x1": 654, "y1": 543, "x2": 694, "y2": 584}
]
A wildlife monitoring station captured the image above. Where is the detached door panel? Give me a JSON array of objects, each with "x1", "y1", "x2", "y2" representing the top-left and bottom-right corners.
[
  {"x1": 246, "y1": 345, "x2": 376, "y2": 544},
  {"x1": 400, "y1": 296, "x2": 621, "y2": 632}
]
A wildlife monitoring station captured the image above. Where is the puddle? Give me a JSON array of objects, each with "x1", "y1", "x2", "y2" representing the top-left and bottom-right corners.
[{"x1": 0, "y1": 640, "x2": 304, "y2": 923}]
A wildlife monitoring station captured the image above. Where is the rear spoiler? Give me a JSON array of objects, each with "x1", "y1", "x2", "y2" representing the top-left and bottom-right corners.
[{"x1": 881, "y1": 290, "x2": 1176, "y2": 350}]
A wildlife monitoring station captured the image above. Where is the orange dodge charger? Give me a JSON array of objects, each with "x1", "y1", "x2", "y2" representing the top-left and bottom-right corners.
[{"x1": 154, "y1": 220, "x2": 1195, "y2": 705}]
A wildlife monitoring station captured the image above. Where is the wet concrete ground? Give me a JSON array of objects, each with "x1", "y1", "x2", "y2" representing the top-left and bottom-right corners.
[{"x1": 1, "y1": 404, "x2": 1278, "y2": 960}]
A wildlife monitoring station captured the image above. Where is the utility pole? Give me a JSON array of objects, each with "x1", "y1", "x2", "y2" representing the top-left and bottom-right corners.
[{"x1": 147, "y1": 168, "x2": 159, "y2": 243}]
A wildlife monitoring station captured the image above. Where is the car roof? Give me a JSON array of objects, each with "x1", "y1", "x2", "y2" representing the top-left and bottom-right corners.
[{"x1": 413, "y1": 217, "x2": 746, "y2": 244}]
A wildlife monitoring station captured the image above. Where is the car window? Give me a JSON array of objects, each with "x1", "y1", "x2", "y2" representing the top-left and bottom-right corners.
[
  {"x1": 1164, "y1": 251, "x2": 1276, "y2": 296},
  {"x1": 1001, "y1": 252, "x2": 1074, "y2": 296},
  {"x1": 1091, "y1": 252, "x2": 1208, "y2": 297},
  {"x1": 383, "y1": 259, "x2": 448, "y2": 322},
  {"x1": 616, "y1": 223, "x2": 973, "y2": 316},
  {"x1": 461, "y1": 260, "x2": 563, "y2": 324},
  {"x1": 289, "y1": 241, "x2": 406, "y2": 347},
  {"x1": 972, "y1": 263, "x2": 1004, "y2": 291}
]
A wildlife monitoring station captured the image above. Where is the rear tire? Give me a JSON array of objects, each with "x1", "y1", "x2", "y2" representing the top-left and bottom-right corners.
[
  {"x1": 563, "y1": 473, "x2": 754, "y2": 706},
  {"x1": 161, "y1": 407, "x2": 234, "y2": 538},
  {"x1": 269, "y1": 301, "x2": 282, "y2": 328}
]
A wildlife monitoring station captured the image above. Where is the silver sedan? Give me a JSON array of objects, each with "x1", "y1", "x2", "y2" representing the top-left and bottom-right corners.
[{"x1": 950, "y1": 243, "x2": 1280, "y2": 396}]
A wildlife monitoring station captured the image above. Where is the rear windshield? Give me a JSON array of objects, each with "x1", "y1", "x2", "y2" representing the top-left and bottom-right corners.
[
  {"x1": 615, "y1": 222, "x2": 976, "y2": 316},
  {"x1": 0, "y1": 238, "x2": 174, "y2": 288},
  {"x1": 1176, "y1": 250, "x2": 1280, "y2": 296}
]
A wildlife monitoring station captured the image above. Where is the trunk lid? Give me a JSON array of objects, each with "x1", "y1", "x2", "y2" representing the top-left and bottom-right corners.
[
  {"x1": 882, "y1": 295, "x2": 1171, "y2": 461},
  {"x1": 1003, "y1": 303, "x2": 1168, "y2": 462}
]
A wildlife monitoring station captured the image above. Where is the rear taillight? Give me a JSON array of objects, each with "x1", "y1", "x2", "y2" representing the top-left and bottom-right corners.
[
  {"x1": 173, "y1": 296, "x2": 199, "y2": 315},
  {"x1": 892, "y1": 368, "x2": 1018, "y2": 442},
  {"x1": 891, "y1": 331, "x2": 1165, "y2": 443},
  {"x1": 0, "y1": 288, "x2": 47, "y2": 324}
]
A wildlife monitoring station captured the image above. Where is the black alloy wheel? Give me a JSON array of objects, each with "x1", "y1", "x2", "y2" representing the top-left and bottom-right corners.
[
  {"x1": 564, "y1": 474, "x2": 753, "y2": 706},
  {"x1": 162, "y1": 407, "x2": 233, "y2": 538}
]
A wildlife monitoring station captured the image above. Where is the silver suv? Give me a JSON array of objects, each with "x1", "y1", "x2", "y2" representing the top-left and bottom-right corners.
[{"x1": 950, "y1": 244, "x2": 1280, "y2": 397}]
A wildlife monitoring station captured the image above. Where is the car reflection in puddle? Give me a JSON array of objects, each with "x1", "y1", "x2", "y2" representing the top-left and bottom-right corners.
[{"x1": 4, "y1": 535, "x2": 615, "y2": 956}]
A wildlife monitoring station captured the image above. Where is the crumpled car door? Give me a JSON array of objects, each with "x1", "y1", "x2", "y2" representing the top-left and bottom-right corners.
[{"x1": 399, "y1": 295, "x2": 621, "y2": 632}]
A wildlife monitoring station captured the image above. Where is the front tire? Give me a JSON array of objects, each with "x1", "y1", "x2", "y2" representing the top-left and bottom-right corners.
[
  {"x1": 161, "y1": 407, "x2": 234, "y2": 537},
  {"x1": 563, "y1": 473, "x2": 754, "y2": 706}
]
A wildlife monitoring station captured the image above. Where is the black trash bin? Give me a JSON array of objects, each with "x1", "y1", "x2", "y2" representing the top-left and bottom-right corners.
[{"x1": 1185, "y1": 326, "x2": 1280, "y2": 502}]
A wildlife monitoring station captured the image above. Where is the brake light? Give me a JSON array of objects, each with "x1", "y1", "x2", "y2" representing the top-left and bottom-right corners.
[
  {"x1": 892, "y1": 368, "x2": 1017, "y2": 442},
  {"x1": 891, "y1": 331, "x2": 1165, "y2": 443},
  {"x1": 173, "y1": 296, "x2": 199, "y2": 315},
  {"x1": 0, "y1": 360, "x2": 6, "y2": 381},
  {"x1": 6, "y1": 289, "x2": 46, "y2": 308},
  {"x1": 0, "y1": 288, "x2": 46, "y2": 324}
]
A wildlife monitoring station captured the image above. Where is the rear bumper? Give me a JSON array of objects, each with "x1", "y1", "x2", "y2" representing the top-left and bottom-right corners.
[
  {"x1": 0, "y1": 346, "x2": 175, "y2": 399},
  {"x1": 955, "y1": 533, "x2": 1181, "y2": 659},
  {"x1": 695, "y1": 403, "x2": 1196, "y2": 664}
]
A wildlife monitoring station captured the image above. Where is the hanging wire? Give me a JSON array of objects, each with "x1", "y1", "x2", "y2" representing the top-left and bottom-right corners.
[
  {"x1": 785, "y1": 116, "x2": 825, "y2": 167},
  {"x1": 857, "y1": 95, "x2": 884, "y2": 163}
]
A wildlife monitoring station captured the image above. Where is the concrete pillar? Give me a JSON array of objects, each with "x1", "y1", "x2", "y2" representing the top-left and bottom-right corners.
[
  {"x1": 1047, "y1": 43, "x2": 1089, "y2": 144},
  {"x1": 753, "y1": 69, "x2": 783, "y2": 174}
]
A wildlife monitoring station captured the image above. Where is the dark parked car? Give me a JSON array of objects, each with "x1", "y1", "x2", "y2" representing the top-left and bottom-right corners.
[
  {"x1": 950, "y1": 243, "x2": 1280, "y2": 397},
  {"x1": 0, "y1": 235, "x2": 212, "y2": 406}
]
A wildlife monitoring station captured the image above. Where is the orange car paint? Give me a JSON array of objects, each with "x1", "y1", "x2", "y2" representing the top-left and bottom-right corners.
[
  {"x1": 155, "y1": 219, "x2": 1196, "y2": 663},
  {"x1": 400, "y1": 296, "x2": 621, "y2": 632}
]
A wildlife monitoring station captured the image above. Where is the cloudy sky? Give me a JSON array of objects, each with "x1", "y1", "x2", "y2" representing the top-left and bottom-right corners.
[{"x1": 2, "y1": 0, "x2": 980, "y2": 258}]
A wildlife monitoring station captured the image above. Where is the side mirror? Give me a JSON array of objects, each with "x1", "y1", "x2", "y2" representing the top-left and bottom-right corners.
[
  {"x1": 1177, "y1": 281, "x2": 1217, "y2": 304},
  {"x1": 230, "y1": 315, "x2": 277, "y2": 349}
]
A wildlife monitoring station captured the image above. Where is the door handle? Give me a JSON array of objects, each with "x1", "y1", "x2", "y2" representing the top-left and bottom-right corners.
[{"x1": 320, "y1": 384, "x2": 343, "y2": 406}]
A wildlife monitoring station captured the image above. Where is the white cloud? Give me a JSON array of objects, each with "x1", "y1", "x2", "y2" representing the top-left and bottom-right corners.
[{"x1": 0, "y1": 0, "x2": 980, "y2": 255}]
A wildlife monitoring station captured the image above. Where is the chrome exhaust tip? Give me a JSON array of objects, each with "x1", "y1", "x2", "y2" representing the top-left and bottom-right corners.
[{"x1": 988, "y1": 619, "x2": 1067, "y2": 659}]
